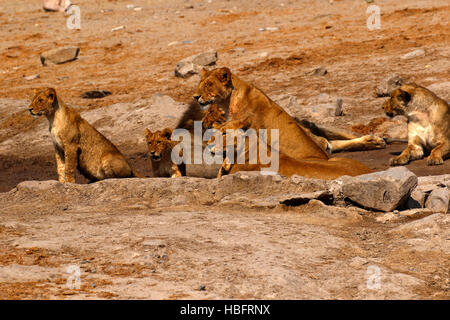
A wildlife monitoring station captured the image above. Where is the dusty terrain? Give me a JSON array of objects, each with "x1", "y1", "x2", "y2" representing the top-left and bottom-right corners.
[{"x1": 0, "y1": 0, "x2": 449, "y2": 299}]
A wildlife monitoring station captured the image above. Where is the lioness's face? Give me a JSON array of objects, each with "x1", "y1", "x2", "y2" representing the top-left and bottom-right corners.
[
  {"x1": 28, "y1": 88, "x2": 57, "y2": 118},
  {"x1": 383, "y1": 88, "x2": 411, "y2": 117},
  {"x1": 145, "y1": 128, "x2": 173, "y2": 161},
  {"x1": 193, "y1": 67, "x2": 233, "y2": 110}
]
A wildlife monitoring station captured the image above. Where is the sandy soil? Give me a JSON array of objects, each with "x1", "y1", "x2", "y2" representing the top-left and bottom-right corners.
[{"x1": 0, "y1": 0, "x2": 449, "y2": 299}]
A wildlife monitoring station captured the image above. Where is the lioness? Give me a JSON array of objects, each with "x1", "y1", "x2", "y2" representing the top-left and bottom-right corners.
[
  {"x1": 208, "y1": 118, "x2": 373, "y2": 179},
  {"x1": 144, "y1": 128, "x2": 185, "y2": 178},
  {"x1": 29, "y1": 87, "x2": 139, "y2": 183},
  {"x1": 383, "y1": 83, "x2": 450, "y2": 166}
]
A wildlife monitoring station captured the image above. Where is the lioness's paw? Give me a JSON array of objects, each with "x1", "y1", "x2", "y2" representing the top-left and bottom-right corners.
[
  {"x1": 362, "y1": 135, "x2": 386, "y2": 149},
  {"x1": 427, "y1": 156, "x2": 444, "y2": 166},
  {"x1": 389, "y1": 156, "x2": 408, "y2": 166}
]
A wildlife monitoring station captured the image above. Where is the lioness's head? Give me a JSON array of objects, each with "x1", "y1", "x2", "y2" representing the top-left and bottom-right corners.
[
  {"x1": 193, "y1": 67, "x2": 233, "y2": 110},
  {"x1": 383, "y1": 87, "x2": 412, "y2": 118},
  {"x1": 144, "y1": 128, "x2": 173, "y2": 161},
  {"x1": 28, "y1": 87, "x2": 57, "y2": 118}
]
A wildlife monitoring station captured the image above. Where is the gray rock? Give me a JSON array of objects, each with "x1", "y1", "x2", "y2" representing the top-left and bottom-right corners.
[
  {"x1": 406, "y1": 189, "x2": 426, "y2": 209},
  {"x1": 308, "y1": 67, "x2": 328, "y2": 76},
  {"x1": 24, "y1": 74, "x2": 40, "y2": 81},
  {"x1": 335, "y1": 99, "x2": 343, "y2": 116},
  {"x1": 376, "y1": 74, "x2": 404, "y2": 97},
  {"x1": 175, "y1": 49, "x2": 218, "y2": 78},
  {"x1": 401, "y1": 49, "x2": 425, "y2": 60},
  {"x1": 40, "y1": 46, "x2": 80, "y2": 65},
  {"x1": 425, "y1": 188, "x2": 449, "y2": 213},
  {"x1": 339, "y1": 167, "x2": 418, "y2": 212}
]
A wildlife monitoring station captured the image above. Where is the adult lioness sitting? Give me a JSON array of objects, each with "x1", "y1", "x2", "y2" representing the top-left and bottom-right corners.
[
  {"x1": 383, "y1": 83, "x2": 450, "y2": 166},
  {"x1": 193, "y1": 67, "x2": 373, "y2": 178},
  {"x1": 194, "y1": 67, "x2": 329, "y2": 161},
  {"x1": 29, "y1": 88, "x2": 139, "y2": 183}
]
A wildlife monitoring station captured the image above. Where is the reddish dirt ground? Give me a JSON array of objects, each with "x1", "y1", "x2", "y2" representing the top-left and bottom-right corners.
[{"x1": 0, "y1": 0, "x2": 449, "y2": 300}]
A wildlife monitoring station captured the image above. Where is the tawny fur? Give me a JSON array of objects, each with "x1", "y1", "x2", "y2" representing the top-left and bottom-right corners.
[
  {"x1": 209, "y1": 119, "x2": 373, "y2": 180},
  {"x1": 195, "y1": 68, "x2": 373, "y2": 178},
  {"x1": 29, "y1": 88, "x2": 139, "y2": 183},
  {"x1": 145, "y1": 128, "x2": 185, "y2": 178},
  {"x1": 383, "y1": 83, "x2": 450, "y2": 166}
]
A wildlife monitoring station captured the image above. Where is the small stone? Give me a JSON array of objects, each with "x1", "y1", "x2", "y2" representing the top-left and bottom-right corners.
[
  {"x1": 335, "y1": 99, "x2": 343, "y2": 116},
  {"x1": 40, "y1": 46, "x2": 80, "y2": 65},
  {"x1": 309, "y1": 67, "x2": 328, "y2": 76},
  {"x1": 376, "y1": 74, "x2": 404, "y2": 97},
  {"x1": 406, "y1": 189, "x2": 426, "y2": 209},
  {"x1": 80, "y1": 90, "x2": 112, "y2": 99},
  {"x1": 24, "y1": 74, "x2": 40, "y2": 81},
  {"x1": 259, "y1": 52, "x2": 269, "y2": 58},
  {"x1": 401, "y1": 49, "x2": 425, "y2": 60},
  {"x1": 111, "y1": 26, "x2": 126, "y2": 32},
  {"x1": 175, "y1": 49, "x2": 218, "y2": 78},
  {"x1": 425, "y1": 188, "x2": 449, "y2": 213}
]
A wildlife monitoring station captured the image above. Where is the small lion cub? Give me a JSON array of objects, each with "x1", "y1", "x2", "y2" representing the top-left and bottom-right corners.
[
  {"x1": 28, "y1": 87, "x2": 138, "y2": 183},
  {"x1": 145, "y1": 128, "x2": 185, "y2": 178}
]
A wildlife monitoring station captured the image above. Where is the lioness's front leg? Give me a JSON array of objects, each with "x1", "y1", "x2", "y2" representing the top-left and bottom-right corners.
[
  {"x1": 427, "y1": 142, "x2": 450, "y2": 166},
  {"x1": 55, "y1": 151, "x2": 66, "y2": 183},
  {"x1": 390, "y1": 136, "x2": 424, "y2": 166},
  {"x1": 64, "y1": 147, "x2": 78, "y2": 183}
]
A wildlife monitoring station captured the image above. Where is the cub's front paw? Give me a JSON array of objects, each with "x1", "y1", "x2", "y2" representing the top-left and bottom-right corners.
[
  {"x1": 427, "y1": 155, "x2": 444, "y2": 166},
  {"x1": 362, "y1": 135, "x2": 386, "y2": 149},
  {"x1": 389, "y1": 156, "x2": 408, "y2": 166}
]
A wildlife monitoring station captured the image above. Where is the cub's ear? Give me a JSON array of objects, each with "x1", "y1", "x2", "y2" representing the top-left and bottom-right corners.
[
  {"x1": 397, "y1": 89, "x2": 411, "y2": 104},
  {"x1": 218, "y1": 67, "x2": 231, "y2": 83},
  {"x1": 161, "y1": 128, "x2": 173, "y2": 139},
  {"x1": 47, "y1": 88, "x2": 56, "y2": 102},
  {"x1": 144, "y1": 128, "x2": 151, "y2": 136},
  {"x1": 201, "y1": 68, "x2": 210, "y2": 79}
]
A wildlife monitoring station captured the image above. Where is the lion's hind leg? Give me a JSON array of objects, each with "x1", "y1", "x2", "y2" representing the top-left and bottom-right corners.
[
  {"x1": 101, "y1": 153, "x2": 134, "y2": 179},
  {"x1": 330, "y1": 135, "x2": 386, "y2": 153}
]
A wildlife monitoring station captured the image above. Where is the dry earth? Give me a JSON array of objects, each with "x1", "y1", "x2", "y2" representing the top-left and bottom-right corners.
[{"x1": 0, "y1": 0, "x2": 449, "y2": 299}]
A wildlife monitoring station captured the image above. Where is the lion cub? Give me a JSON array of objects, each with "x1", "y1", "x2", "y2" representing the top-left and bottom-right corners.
[
  {"x1": 29, "y1": 88, "x2": 138, "y2": 183},
  {"x1": 144, "y1": 128, "x2": 185, "y2": 178},
  {"x1": 383, "y1": 83, "x2": 450, "y2": 166}
]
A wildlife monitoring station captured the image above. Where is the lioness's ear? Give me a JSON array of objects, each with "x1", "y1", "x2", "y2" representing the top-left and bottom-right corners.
[
  {"x1": 201, "y1": 68, "x2": 209, "y2": 79},
  {"x1": 218, "y1": 67, "x2": 231, "y2": 83},
  {"x1": 162, "y1": 128, "x2": 173, "y2": 139},
  {"x1": 397, "y1": 89, "x2": 411, "y2": 104}
]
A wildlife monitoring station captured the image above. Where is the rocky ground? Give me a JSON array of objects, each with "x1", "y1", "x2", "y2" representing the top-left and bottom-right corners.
[{"x1": 0, "y1": 0, "x2": 449, "y2": 299}]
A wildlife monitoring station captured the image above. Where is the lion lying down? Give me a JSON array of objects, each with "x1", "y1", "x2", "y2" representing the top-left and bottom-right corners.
[
  {"x1": 29, "y1": 88, "x2": 140, "y2": 183},
  {"x1": 208, "y1": 118, "x2": 373, "y2": 179}
]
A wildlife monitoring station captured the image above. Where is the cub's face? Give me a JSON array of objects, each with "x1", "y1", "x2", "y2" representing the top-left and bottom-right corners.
[
  {"x1": 207, "y1": 118, "x2": 250, "y2": 155},
  {"x1": 383, "y1": 88, "x2": 411, "y2": 117},
  {"x1": 145, "y1": 128, "x2": 173, "y2": 161},
  {"x1": 202, "y1": 104, "x2": 226, "y2": 129},
  {"x1": 193, "y1": 67, "x2": 233, "y2": 110},
  {"x1": 29, "y1": 88, "x2": 57, "y2": 118}
]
